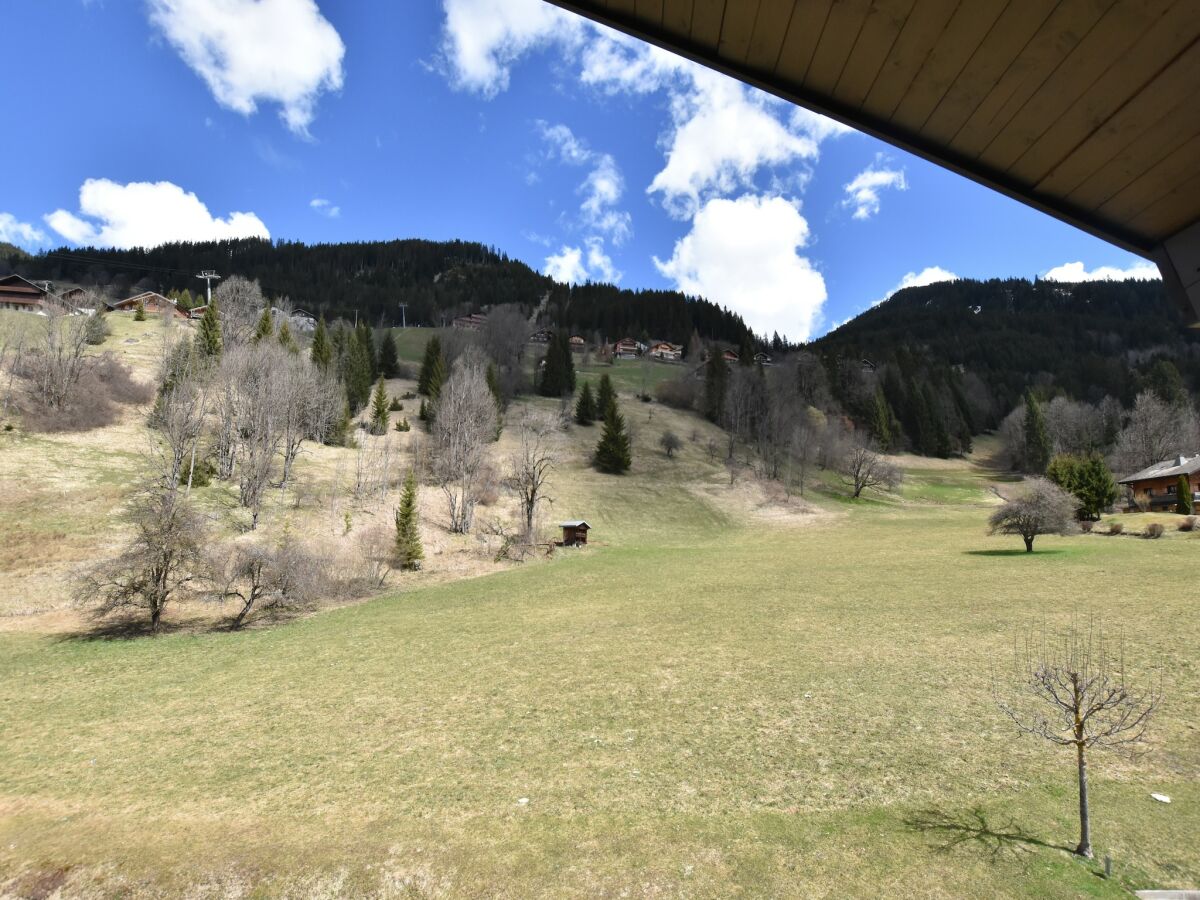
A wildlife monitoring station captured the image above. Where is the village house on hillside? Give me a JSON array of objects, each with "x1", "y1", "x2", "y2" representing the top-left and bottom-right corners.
[
  {"x1": 106, "y1": 291, "x2": 189, "y2": 319},
  {"x1": 648, "y1": 341, "x2": 682, "y2": 361},
  {"x1": 1120, "y1": 455, "x2": 1200, "y2": 511},
  {"x1": 569, "y1": 335, "x2": 586, "y2": 353},
  {"x1": 0, "y1": 274, "x2": 51, "y2": 313},
  {"x1": 613, "y1": 337, "x2": 644, "y2": 359}
]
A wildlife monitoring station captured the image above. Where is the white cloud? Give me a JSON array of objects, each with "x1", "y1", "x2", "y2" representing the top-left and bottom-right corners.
[
  {"x1": 45, "y1": 179, "x2": 270, "y2": 249},
  {"x1": 843, "y1": 157, "x2": 907, "y2": 220},
  {"x1": 310, "y1": 197, "x2": 341, "y2": 218},
  {"x1": 877, "y1": 266, "x2": 958, "y2": 305},
  {"x1": 439, "y1": 0, "x2": 581, "y2": 96},
  {"x1": 536, "y1": 122, "x2": 632, "y2": 245},
  {"x1": 654, "y1": 194, "x2": 826, "y2": 342},
  {"x1": 0, "y1": 213, "x2": 47, "y2": 248},
  {"x1": 544, "y1": 245, "x2": 587, "y2": 284},
  {"x1": 1042, "y1": 260, "x2": 1160, "y2": 282},
  {"x1": 147, "y1": 0, "x2": 345, "y2": 135},
  {"x1": 648, "y1": 71, "x2": 819, "y2": 219}
]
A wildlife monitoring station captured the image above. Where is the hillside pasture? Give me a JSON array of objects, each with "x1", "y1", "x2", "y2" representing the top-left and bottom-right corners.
[{"x1": 2, "y1": 440, "x2": 1198, "y2": 897}]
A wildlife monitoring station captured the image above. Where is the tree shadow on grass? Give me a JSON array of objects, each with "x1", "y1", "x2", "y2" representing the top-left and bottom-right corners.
[
  {"x1": 904, "y1": 806, "x2": 1072, "y2": 859},
  {"x1": 963, "y1": 549, "x2": 1067, "y2": 557},
  {"x1": 54, "y1": 617, "x2": 191, "y2": 642}
]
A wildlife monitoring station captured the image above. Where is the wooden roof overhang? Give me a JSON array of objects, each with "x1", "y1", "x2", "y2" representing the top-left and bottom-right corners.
[{"x1": 544, "y1": 0, "x2": 1200, "y2": 322}]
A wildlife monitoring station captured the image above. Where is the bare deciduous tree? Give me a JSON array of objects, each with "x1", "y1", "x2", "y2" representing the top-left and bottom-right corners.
[
  {"x1": 994, "y1": 619, "x2": 1162, "y2": 858},
  {"x1": 208, "y1": 538, "x2": 327, "y2": 629},
  {"x1": 27, "y1": 298, "x2": 92, "y2": 409},
  {"x1": 431, "y1": 354, "x2": 498, "y2": 533},
  {"x1": 213, "y1": 275, "x2": 266, "y2": 347},
  {"x1": 659, "y1": 429, "x2": 682, "y2": 459},
  {"x1": 277, "y1": 354, "x2": 342, "y2": 486},
  {"x1": 988, "y1": 478, "x2": 1077, "y2": 552},
  {"x1": 75, "y1": 480, "x2": 207, "y2": 631},
  {"x1": 838, "y1": 435, "x2": 902, "y2": 498},
  {"x1": 1113, "y1": 391, "x2": 1200, "y2": 475},
  {"x1": 506, "y1": 410, "x2": 559, "y2": 541}
]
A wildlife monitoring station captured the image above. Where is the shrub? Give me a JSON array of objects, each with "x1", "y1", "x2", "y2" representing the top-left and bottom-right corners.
[
  {"x1": 1145, "y1": 523, "x2": 1164, "y2": 539},
  {"x1": 21, "y1": 355, "x2": 152, "y2": 433},
  {"x1": 1079, "y1": 520, "x2": 1093, "y2": 533},
  {"x1": 1179, "y1": 516, "x2": 1197, "y2": 532},
  {"x1": 394, "y1": 417, "x2": 411, "y2": 433},
  {"x1": 1108, "y1": 522, "x2": 1123, "y2": 535},
  {"x1": 179, "y1": 455, "x2": 216, "y2": 488},
  {"x1": 638, "y1": 392, "x2": 652, "y2": 403},
  {"x1": 654, "y1": 375, "x2": 699, "y2": 411},
  {"x1": 389, "y1": 397, "x2": 403, "y2": 411},
  {"x1": 401, "y1": 391, "x2": 417, "y2": 400},
  {"x1": 84, "y1": 313, "x2": 111, "y2": 345}
]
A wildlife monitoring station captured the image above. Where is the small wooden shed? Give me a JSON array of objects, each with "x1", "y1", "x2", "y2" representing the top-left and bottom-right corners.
[{"x1": 559, "y1": 520, "x2": 590, "y2": 547}]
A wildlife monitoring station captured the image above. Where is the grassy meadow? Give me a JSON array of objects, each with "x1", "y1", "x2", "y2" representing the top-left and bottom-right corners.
[{"x1": 1, "y1": 318, "x2": 1198, "y2": 897}]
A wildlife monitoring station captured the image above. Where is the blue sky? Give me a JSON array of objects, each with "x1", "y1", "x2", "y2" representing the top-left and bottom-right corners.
[{"x1": 0, "y1": 0, "x2": 1160, "y2": 340}]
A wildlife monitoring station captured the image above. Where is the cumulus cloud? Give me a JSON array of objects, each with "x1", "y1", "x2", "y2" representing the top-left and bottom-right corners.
[
  {"x1": 45, "y1": 179, "x2": 269, "y2": 249},
  {"x1": 310, "y1": 197, "x2": 341, "y2": 218},
  {"x1": 877, "y1": 266, "x2": 959, "y2": 305},
  {"x1": 0, "y1": 213, "x2": 47, "y2": 248},
  {"x1": 654, "y1": 195, "x2": 826, "y2": 342},
  {"x1": 439, "y1": 0, "x2": 581, "y2": 96},
  {"x1": 648, "y1": 71, "x2": 821, "y2": 219},
  {"x1": 1043, "y1": 260, "x2": 1160, "y2": 282},
  {"x1": 147, "y1": 0, "x2": 345, "y2": 135},
  {"x1": 843, "y1": 156, "x2": 907, "y2": 220},
  {"x1": 544, "y1": 245, "x2": 587, "y2": 284}
]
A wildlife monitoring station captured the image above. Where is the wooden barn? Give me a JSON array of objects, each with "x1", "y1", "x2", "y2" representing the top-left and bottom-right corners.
[
  {"x1": 559, "y1": 520, "x2": 590, "y2": 547},
  {"x1": 0, "y1": 274, "x2": 50, "y2": 313},
  {"x1": 106, "y1": 291, "x2": 188, "y2": 318}
]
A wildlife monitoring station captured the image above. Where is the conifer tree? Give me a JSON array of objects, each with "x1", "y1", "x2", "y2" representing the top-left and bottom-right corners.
[
  {"x1": 252, "y1": 307, "x2": 274, "y2": 343},
  {"x1": 539, "y1": 330, "x2": 575, "y2": 397},
  {"x1": 379, "y1": 330, "x2": 400, "y2": 378},
  {"x1": 133, "y1": 298, "x2": 146, "y2": 321},
  {"x1": 575, "y1": 381, "x2": 597, "y2": 425},
  {"x1": 355, "y1": 322, "x2": 377, "y2": 380},
  {"x1": 195, "y1": 299, "x2": 222, "y2": 358},
  {"x1": 1024, "y1": 389, "x2": 1052, "y2": 474},
  {"x1": 868, "y1": 388, "x2": 892, "y2": 450},
  {"x1": 369, "y1": 376, "x2": 390, "y2": 435},
  {"x1": 277, "y1": 319, "x2": 298, "y2": 353},
  {"x1": 394, "y1": 469, "x2": 424, "y2": 570},
  {"x1": 594, "y1": 400, "x2": 632, "y2": 474},
  {"x1": 703, "y1": 348, "x2": 728, "y2": 423},
  {"x1": 596, "y1": 373, "x2": 617, "y2": 417},
  {"x1": 418, "y1": 336, "x2": 443, "y2": 396},
  {"x1": 561, "y1": 331, "x2": 577, "y2": 394},
  {"x1": 310, "y1": 316, "x2": 332, "y2": 371},
  {"x1": 426, "y1": 351, "x2": 446, "y2": 401},
  {"x1": 418, "y1": 398, "x2": 428, "y2": 422},
  {"x1": 738, "y1": 331, "x2": 754, "y2": 366},
  {"x1": 343, "y1": 335, "x2": 373, "y2": 413},
  {"x1": 1178, "y1": 474, "x2": 1193, "y2": 515},
  {"x1": 486, "y1": 363, "x2": 504, "y2": 436}
]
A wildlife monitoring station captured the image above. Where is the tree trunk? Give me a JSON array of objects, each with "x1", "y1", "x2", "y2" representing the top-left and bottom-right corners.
[
  {"x1": 1024, "y1": 535, "x2": 1034, "y2": 552},
  {"x1": 150, "y1": 602, "x2": 162, "y2": 632},
  {"x1": 1075, "y1": 741, "x2": 1093, "y2": 858}
]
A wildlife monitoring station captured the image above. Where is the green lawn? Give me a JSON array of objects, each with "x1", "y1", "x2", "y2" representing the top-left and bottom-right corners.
[{"x1": 2, "y1": 450, "x2": 1198, "y2": 897}]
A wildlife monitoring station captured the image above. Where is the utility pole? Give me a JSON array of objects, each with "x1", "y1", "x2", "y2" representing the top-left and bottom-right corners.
[
  {"x1": 196, "y1": 270, "x2": 221, "y2": 305},
  {"x1": 398, "y1": 302, "x2": 408, "y2": 329}
]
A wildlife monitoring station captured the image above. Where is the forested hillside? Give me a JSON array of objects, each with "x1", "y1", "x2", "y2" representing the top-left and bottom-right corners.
[
  {"x1": 0, "y1": 238, "x2": 753, "y2": 347},
  {"x1": 806, "y1": 277, "x2": 1199, "y2": 457}
]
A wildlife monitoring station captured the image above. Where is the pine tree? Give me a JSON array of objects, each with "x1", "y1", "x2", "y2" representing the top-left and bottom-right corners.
[
  {"x1": 596, "y1": 373, "x2": 617, "y2": 417},
  {"x1": 277, "y1": 319, "x2": 298, "y2": 353},
  {"x1": 539, "y1": 330, "x2": 574, "y2": 397},
  {"x1": 1178, "y1": 474, "x2": 1194, "y2": 515},
  {"x1": 703, "y1": 349, "x2": 728, "y2": 423},
  {"x1": 195, "y1": 299, "x2": 222, "y2": 358},
  {"x1": 426, "y1": 351, "x2": 446, "y2": 401},
  {"x1": 343, "y1": 336, "x2": 373, "y2": 413},
  {"x1": 379, "y1": 331, "x2": 400, "y2": 378},
  {"x1": 252, "y1": 307, "x2": 274, "y2": 343},
  {"x1": 311, "y1": 316, "x2": 332, "y2": 371},
  {"x1": 369, "y1": 376, "x2": 390, "y2": 435},
  {"x1": 1024, "y1": 389, "x2": 1052, "y2": 474},
  {"x1": 418, "y1": 336, "x2": 443, "y2": 396},
  {"x1": 575, "y1": 381, "x2": 597, "y2": 425},
  {"x1": 561, "y1": 331, "x2": 576, "y2": 394},
  {"x1": 738, "y1": 331, "x2": 754, "y2": 366},
  {"x1": 394, "y1": 469, "x2": 424, "y2": 570},
  {"x1": 594, "y1": 400, "x2": 632, "y2": 474},
  {"x1": 418, "y1": 398, "x2": 428, "y2": 421},
  {"x1": 133, "y1": 298, "x2": 146, "y2": 321},
  {"x1": 486, "y1": 363, "x2": 504, "y2": 437},
  {"x1": 355, "y1": 323, "x2": 377, "y2": 380},
  {"x1": 868, "y1": 388, "x2": 892, "y2": 450}
]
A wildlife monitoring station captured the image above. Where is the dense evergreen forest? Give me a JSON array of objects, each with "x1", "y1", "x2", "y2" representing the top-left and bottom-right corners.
[
  {"x1": 0, "y1": 238, "x2": 753, "y2": 347},
  {"x1": 804, "y1": 276, "x2": 1199, "y2": 457}
]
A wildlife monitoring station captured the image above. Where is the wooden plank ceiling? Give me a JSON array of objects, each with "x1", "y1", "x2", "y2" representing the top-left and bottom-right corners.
[{"x1": 545, "y1": 0, "x2": 1200, "y2": 320}]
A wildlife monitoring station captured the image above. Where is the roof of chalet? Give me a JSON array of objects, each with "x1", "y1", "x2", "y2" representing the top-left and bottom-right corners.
[
  {"x1": 559, "y1": 520, "x2": 590, "y2": 529},
  {"x1": 110, "y1": 291, "x2": 176, "y2": 309},
  {"x1": 0, "y1": 274, "x2": 51, "y2": 304},
  {"x1": 1119, "y1": 455, "x2": 1200, "y2": 484}
]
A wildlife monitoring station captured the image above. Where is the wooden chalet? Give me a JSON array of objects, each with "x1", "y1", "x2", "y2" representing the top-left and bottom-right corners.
[
  {"x1": 648, "y1": 341, "x2": 681, "y2": 361},
  {"x1": 107, "y1": 291, "x2": 188, "y2": 318},
  {"x1": 528, "y1": 328, "x2": 553, "y2": 344},
  {"x1": 1119, "y1": 455, "x2": 1200, "y2": 511},
  {"x1": 613, "y1": 337, "x2": 643, "y2": 359},
  {"x1": 559, "y1": 520, "x2": 590, "y2": 546},
  {"x1": 721, "y1": 349, "x2": 739, "y2": 363},
  {"x1": 753, "y1": 352, "x2": 773, "y2": 366},
  {"x1": 0, "y1": 274, "x2": 50, "y2": 313},
  {"x1": 569, "y1": 335, "x2": 586, "y2": 353}
]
